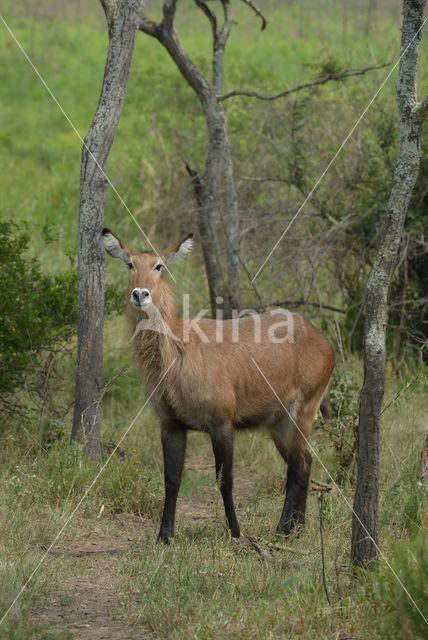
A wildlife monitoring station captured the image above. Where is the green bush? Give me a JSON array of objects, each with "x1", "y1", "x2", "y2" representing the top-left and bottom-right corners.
[
  {"x1": 0, "y1": 221, "x2": 77, "y2": 399},
  {"x1": 0, "y1": 221, "x2": 121, "y2": 420}
]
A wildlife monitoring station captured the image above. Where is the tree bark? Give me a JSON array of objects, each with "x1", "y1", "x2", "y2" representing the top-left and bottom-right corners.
[
  {"x1": 352, "y1": 0, "x2": 427, "y2": 566},
  {"x1": 198, "y1": 92, "x2": 240, "y2": 316},
  {"x1": 71, "y1": 0, "x2": 141, "y2": 457}
]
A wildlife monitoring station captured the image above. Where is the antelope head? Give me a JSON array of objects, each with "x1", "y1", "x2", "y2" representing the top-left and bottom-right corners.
[{"x1": 102, "y1": 228, "x2": 193, "y2": 312}]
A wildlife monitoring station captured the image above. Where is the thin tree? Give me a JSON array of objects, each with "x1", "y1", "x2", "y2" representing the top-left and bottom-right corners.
[
  {"x1": 139, "y1": 0, "x2": 245, "y2": 317},
  {"x1": 352, "y1": 0, "x2": 428, "y2": 566},
  {"x1": 71, "y1": 0, "x2": 143, "y2": 456},
  {"x1": 139, "y1": 0, "x2": 386, "y2": 317}
]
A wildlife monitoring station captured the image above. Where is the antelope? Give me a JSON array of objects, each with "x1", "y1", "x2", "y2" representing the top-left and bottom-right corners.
[{"x1": 103, "y1": 228, "x2": 335, "y2": 543}]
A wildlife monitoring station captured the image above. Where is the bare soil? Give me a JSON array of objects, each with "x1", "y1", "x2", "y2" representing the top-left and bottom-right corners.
[
  {"x1": 32, "y1": 516, "x2": 155, "y2": 640},
  {"x1": 31, "y1": 453, "x2": 258, "y2": 639}
]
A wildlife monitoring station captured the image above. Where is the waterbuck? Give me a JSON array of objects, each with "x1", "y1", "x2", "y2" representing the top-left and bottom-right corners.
[{"x1": 103, "y1": 229, "x2": 335, "y2": 542}]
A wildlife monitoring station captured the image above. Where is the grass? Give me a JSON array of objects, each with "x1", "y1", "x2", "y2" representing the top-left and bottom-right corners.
[
  {"x1": 0, "y1": 334, "x2": 426, "y2": 637},
  {"x1": 0, "y1": 0, "x2": 427, "y2": 638}
]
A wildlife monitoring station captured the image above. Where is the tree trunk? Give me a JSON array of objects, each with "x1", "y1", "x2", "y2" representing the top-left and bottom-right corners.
[
  {"x1": 199, "y1": 93, "x2": 240, "y2": 317},
  {"x1": 140, "y1": 1, "x2": 241, "y2": 318},
  {"x1": 352, "y1": 0, "x2": 427, "y2": 566},
  {"x1": 71, "y1": 0, "x2": 140, "y2": 457}
]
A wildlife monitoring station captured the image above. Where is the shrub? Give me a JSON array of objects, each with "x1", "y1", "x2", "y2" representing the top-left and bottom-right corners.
[
  {"x1": 0, "y1": 221, "x2": 77, "y2": 402},
  {"x1": 0, "y1": 221, "x2": 120, "y2": 421}
]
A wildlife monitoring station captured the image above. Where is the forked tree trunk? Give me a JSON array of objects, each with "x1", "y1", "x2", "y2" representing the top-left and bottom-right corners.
[
  {"x1": 71, "y1": 0, "x2": 141, "y2": 456},
  {"x1": 139, "y1": 0, "x2": 240, "y2": 318},
  {"x1": 352, "y1": 0, "x2": 427, "y2": 566}
]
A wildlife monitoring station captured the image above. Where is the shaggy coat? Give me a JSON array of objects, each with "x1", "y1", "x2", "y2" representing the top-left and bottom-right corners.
[{"x1": 103, "y1": 229, "x2": 335, "y2": 542}]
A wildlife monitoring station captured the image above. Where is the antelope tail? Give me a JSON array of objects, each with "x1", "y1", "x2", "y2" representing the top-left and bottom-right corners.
[{"x1": 320, "y1": 388, "x2": 332, "y2": 422}]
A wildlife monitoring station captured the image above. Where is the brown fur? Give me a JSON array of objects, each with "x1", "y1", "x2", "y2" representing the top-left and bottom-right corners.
[{"x1": 104, "y1": 230, "x2": 335, "y2": 540}]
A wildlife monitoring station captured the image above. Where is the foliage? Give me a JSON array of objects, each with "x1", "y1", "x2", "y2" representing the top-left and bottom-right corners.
[
  {"x1": 323, "y1": 368, "x2": 360, "y2": 486},
  {"x1": 0, "y1": 221, "x2": 121, "y2": 420},
  {"x1": 0, "y1": 221, "x2": 77, "y2": 398},
  {"x1": 369, "y1": 532, "x2": 428, "y2": 640}
]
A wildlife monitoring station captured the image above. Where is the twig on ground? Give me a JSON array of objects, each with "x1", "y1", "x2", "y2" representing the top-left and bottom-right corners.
[
  {"x1": 248, "y1": 537, "x2": 275, "y2": 563},
  {"x1": 311, "y1": 479, "x2": 333, "y2": 492}
]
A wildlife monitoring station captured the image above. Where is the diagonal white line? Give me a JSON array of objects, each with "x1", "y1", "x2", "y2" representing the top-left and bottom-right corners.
[
  {"x1": 0, "y1": 13, "x2": 176, "y2": 282},
  {"x1": 250, "y1": 356, "x2": 428, "y2": 626},
  {"x1": 251, "y1": 14, "x2": 428, "y2": 283},
  {"x1": 0, "y1": 358, "x2": 176, "y2": 627}
]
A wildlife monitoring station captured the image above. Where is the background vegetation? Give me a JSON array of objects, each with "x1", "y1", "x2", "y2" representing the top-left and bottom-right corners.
[{"x1": 0, "y1": 1, "x2": 426, "y2": 638}]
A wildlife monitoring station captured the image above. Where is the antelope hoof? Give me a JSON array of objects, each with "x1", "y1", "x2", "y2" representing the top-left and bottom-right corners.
[
  {"x1": 157, "y1": 531, "x2": 172, "y2": 544},
  {"x1": 275, "y1": 522, "x2": 294, "y2": 537}
]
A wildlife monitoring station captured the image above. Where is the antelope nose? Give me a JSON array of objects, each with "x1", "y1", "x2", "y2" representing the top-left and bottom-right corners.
[{"x1": 131, "y1": 288, "x2": 150, "y2": 306}]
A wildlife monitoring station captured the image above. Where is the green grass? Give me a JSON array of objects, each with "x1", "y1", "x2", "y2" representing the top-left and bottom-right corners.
[
  {"x1": 0, "y1": 1, "x2": 408, "y2": 257},
  {"x1": 0, "y1": 336, "x2": 426, "y2": 637}
]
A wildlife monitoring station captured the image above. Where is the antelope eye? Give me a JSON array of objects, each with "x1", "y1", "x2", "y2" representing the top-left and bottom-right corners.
[
  {"x1": 154, "y1": 263, "x2": 164, "y2": 271},
  {"x1": 126, "y1": 262, "x2": 134, "y2": 270}
]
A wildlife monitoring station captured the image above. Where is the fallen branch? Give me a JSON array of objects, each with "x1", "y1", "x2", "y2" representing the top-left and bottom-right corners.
[
  {"x1": 248, "y1": 537, "x2": 274, "y2": 563},
  {"x1": 311, "y1": 479, "x2": 333, "y2": 492},
  {"x1": 219, "y1": 62, "x2": 390, "y2": 101}
]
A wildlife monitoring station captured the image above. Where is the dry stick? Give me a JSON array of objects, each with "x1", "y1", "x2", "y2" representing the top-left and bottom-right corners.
[
  {"x1": 219, "y1": 62, "x2": 390, "y2": 101},
  {"x1": 317, "y1": 492, "x2": 331, "y2": 605},
  {"x1": 311, "y1": 479, "x2": 333, "y2": 492},
  {"x1": 248, "y1": 537, "x2": 274, "y2": 564}
]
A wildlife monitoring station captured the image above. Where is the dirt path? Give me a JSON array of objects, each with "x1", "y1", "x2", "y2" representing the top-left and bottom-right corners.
[
  {"x1": 32, "y1": 515, "x2": 155, "y2": 640},
  {"x1": 32, "y1": 453, "x2": 256, "y2": 639}
]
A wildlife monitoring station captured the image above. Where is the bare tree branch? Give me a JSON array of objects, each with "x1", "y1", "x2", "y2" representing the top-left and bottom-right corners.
[
  {"x1": 194, "y1": 0, "x2": 217, "y2": 38},
  {"x1": 139, "y1": 0, "x2": 239, "y2": 314},
  {"x1": 138, "y1": 14, "x2": 161, "y2": 37},
  {"x1": 262, "y1": 300, "x2": 346, "y2": 314},
  {"x1": 240, "y1": 0, "x2": 267, "y2": 30},
  {"x1": 162, "y1": 0, "x2": 178, "y2": 31},
  {"x1": 139, "y1": 3, "x2": 209, "y2": 96},
  {"x1": 213, "y1": 0, "x2": 233, "y2": 92},
  {"x1": 219, "y1": 62, "x2": 390, "y2": 101}
]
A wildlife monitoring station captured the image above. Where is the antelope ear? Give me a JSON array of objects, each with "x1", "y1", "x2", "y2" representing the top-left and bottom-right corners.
[
  {"x1": 163, "y1": 233, "x2": 194, "y2": 264},
  {"x1": 102, "y1": 228, "x2": 129, "y2": 262}
]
